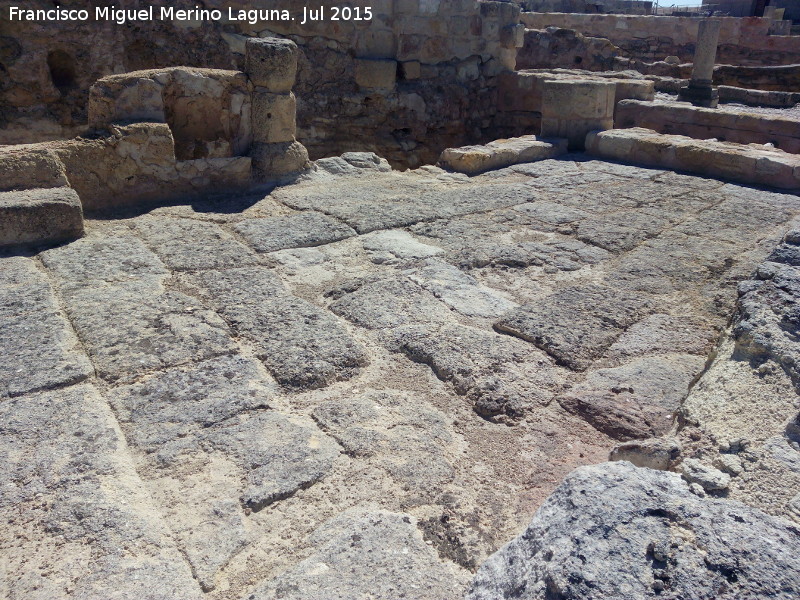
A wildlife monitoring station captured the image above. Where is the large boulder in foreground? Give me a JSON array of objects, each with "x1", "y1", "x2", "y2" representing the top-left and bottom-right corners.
[{"x1": 467, "y1": 461, "x2": 800, "y2": 600}]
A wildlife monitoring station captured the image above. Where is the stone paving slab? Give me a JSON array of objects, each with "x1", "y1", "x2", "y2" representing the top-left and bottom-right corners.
[
  {"x1": 131, "y1": 216, "x2": 259, "y2": 270},
  {"x1": 0, "y1": 257, "x2": 93, "y2": 397},
  {"x1": 233, "y1": 211, "x2": 356, "y2": 253},
  {"x1": 60, "y1": 279, "x2": 236, "y2": 382},
  {"x1": 192, "y1": 267, "x2": 368, "y2": 389},
  {"x1": 0, "y1": 384, "x2": 203, "y2": 599}
]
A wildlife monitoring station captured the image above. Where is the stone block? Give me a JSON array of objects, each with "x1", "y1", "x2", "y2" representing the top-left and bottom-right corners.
[
  {"x1": 355, "y1": 29, "x2": 397, "y2": 58},
  {"x1": 250, "y1": 141, "x2": 310, "y2": 181},
  {"x1": 541, "y1": 79, "x2": 616, "y2": 150},
  {"x1": 245, "y1": 37, "x2": 298, "y2": 92},
  {"x1": 586, "y1": 128, "x2": 800, "y2": 190},
  {"x1": 400, "y1": 61, "x2": 421, "y2": 80},
  {"x1": 0, "y1": 187, "x2": 84, "y2": 247},
  {"x1": 500, "y1": 24, "x2": 525, "y2": 49},
  {"x1": 0, "y1": 147, "x2": 69, "y2": 192},
  {"x1": 251, "y1": 91, "x2": 296, "y2": 143},
  {"x1": 355, "y1": 58, "x2": 397, "y2": 90},
  {"x1": 438, "y1": 135, "x2": 567, "y2": 175},
  {"x1": 88, "y1": 76, "x2": 165, "y2": 128}
]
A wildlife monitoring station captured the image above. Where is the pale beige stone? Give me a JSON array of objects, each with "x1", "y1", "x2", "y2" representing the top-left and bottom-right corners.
[
  {"x1": 245, "y1": 37, "x2": 298, "y2": 92},
  {"x1": 355, "y1": 59, "x2": 397, "y2": 90},
  {"x1": 251, "y1": 91, "x2": 296, "y2": 144}
]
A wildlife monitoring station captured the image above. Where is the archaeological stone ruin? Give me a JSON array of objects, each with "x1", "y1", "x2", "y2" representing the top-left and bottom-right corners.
[{"x1": 2, "y1": 0, "x2": 800, "y2": 598}]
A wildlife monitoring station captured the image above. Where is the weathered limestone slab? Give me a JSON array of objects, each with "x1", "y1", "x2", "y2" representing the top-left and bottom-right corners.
[
  {"x1": 467, "y1": 462, "x2": 800, "y2": 600},
  {"x1": 329, "y1": 276, "x2": 454, "y2": 330},
  {"x1": 616, "y1": 99, "x2": 800, "y2": 154},
  {"x1": 279, "y1": 179, "x2": 534, "y2": 233},
  {"x1": 0, "y1": 384, "x2": 203, "y2": 599},
  {"x1": 111, "y1": 363, "x2": 339, "y2": 509},
  {"x1": 438, "y1": 135, "x2": 567, "y2": 175},
  {"x1": 234, "y1": 211, "x2": 356, "y2": 253},
  {"x1": 408, "y1": 258, "x2": 518, "y2": 318},
  {"x1": 40, "y1": 232, "x2": 169, "y2": 287},
  {"x1": 495, "y1": 284, "x2": 653, "y2": 371},
  {"x1": 559, "y1": 354, "x2": 706, "y2": 440},
  {"x1": 540, "y1": 79, "x2": 615, "y2": 150},
  {"x1": 0, "y1": 187, "x2": 84, "y2": 247},
  {"x1": 312, "y1": 390, "x2": 456, "y2": 492},
  {"x1": 0, "y1": 145, "x2": 69, "y2": 191},
  {"x1": 57, "y1": 280, "x2": 236, "y2": 381},
  {"x1": 108, "y1": 355, "x2": 336, "y2": 589},
  {"x1": 0, "y1": 257, "x2": 93, "y2": 397},
  {"x1": 131, "y1": 216, "x2": 257, "y2": 270},
  {"x1": 245, "y1": 37, "x2": 298, "y2": 92},
  {"x1": 193, "y1": 267, "x2": 368, "y2": 389},
  {"x1": 586, "y1": 128, "x2": 800, "y2": 190},
  {"x1": 390, "y1": 322, "x2": 566, "y2": 420},
  {"x1": 245, "y1": 509, "x2": 470, "y2": 599}
]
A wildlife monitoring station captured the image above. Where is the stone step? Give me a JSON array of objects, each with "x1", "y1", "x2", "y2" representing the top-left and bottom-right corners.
[
  {"x1": 616, "y1": 99, "x2": 800, "y2": 153},
  {"x1": 586, "y1": 127, "x2": 800, "y2": 191},
  {"x1": 437, "y1": 134, "x2": 567, "y2": 175},
  {"x1": 0, "y1": 187, "x2": 84, "y2": 247}
]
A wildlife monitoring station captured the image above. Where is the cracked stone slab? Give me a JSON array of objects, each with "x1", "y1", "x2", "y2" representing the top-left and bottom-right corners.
[
  {"x1": 558, "y1": 354, "x2": 706, "y2": 440},
  {"x1": 496, "y1": 284, "x2": 654, "y2": 371},
  {"x1": 408, "y1": 258, "x2": 518, "y2": 318},
  {"x1": 131, "y1": 216, "x2": 258, "y2": 270},
  {"x1": 328, "y1": 276, "x2": 455, "y2": 330},
  {"x1": 60, "y1": 279, "x2": 236, "y2": 381},
  {"x1": 110, "y1": 356, "x2": 338, "y2": 589},
  {"x1": 109, "y1": 355, "x2": 279, "y2": 452},
  {"x1": 607, "y1": 313, "x2": 719, "y2": 363},
  {"x1": 361, "y1": 229, "x2": 444, "y2": 261},
  {"x1": 244, "y1": 509, "x2": 471, "y2": 599},
  {"x1": 0, "y1": 384, "x2": 203, "y2": 599},
  {"x1": 233, "y1": 211, "x2": 356, "y2": 253},
  {"x1": 391, "y1": 323, "x2": 567, "y2": 420},
  {"x1": 192, "y1": 267, "x2": 368, "y2": 388},
  {"x1": 468, "y1": 461, "x2": 800, "y2": 600},
  {"x1": 0, "y1": 256, "x2": 93, "y2": 397},
  {"x1": 280, "y1": 179, "x2": 534, "y2": 233},
  {"x1": 312, "y1": 390, "x2": 456, "y2": 493},
  {"x1": 40, "y1": 232, "x2": 168, "y2": 288}
]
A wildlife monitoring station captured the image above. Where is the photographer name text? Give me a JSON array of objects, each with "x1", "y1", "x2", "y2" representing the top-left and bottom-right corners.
[{"x1": 7, "y1": 5, "x2": 373, "y2": 26}]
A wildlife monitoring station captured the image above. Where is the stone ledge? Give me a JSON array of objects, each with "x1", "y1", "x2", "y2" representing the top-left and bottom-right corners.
[
  {"x1": 586, "y1": 127, "x2": 800, "y2": 190},
  {"x1": 0, "y1": 187, "x2": 84, "y2": 247},
  {"x1": 616, "y1": 99, "x2": 800, "y2": 154},
  {"x1": 437, "y1": 135, "x2": 568, "y2": 175}
]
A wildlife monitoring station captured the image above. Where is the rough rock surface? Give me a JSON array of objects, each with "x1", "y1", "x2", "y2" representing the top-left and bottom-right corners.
[
  {"x1": 467, "y1": 461, "x2": 800, "y2": 600},
  {"x1": 3, "y1": 155, "x2": 800, "y2": 598}
]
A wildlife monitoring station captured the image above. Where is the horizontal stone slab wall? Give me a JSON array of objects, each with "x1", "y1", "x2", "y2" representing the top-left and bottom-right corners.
[
  {"x1": 616, "y1": 99, "x2": 800, "y2": 154},
  {"x1": 519, "y1": 12, "x2": 800, "y2": 65}
]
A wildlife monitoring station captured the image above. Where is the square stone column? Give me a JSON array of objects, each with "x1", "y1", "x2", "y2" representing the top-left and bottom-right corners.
[
  {"x1": 678, "y1": 19, "x2": 721, "y2": 109},
  {"x1": 540, "y1": 79, "x2": 616, "y2": 151},
  {"x1": 245, "y1": 37, "x2": 309, "y2": 180}
]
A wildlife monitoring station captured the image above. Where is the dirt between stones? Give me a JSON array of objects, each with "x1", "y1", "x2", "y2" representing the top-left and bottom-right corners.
[{"x1": 2, "y1": 154, "x2": 800, "y2": 599}]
